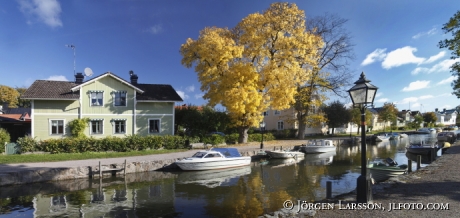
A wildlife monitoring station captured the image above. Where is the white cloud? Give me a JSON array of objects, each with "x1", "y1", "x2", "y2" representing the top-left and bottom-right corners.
[
  {"x1": 194, "y1": 93, "x2": 204, "y2": 99},
  {"x1": 437, "y1": 76, "x2": 456, "y2": 85},
  {"x1": 186, "y1": 85, "x2": 195, "y2": 92},
  {"x1": 401, "y1": 80, "x2": 430, "y2": 91},
  {"x1": 361, "y1": 48, "x2": 387, "y2": 66},
  {"x1": 176, "y1": 91, "x2": 189, "y2": 99},
  {"x1": 412, "y1": 27, "x2": 437, "y2": 39},
  {"x1": 375, "y1": 92, "x2": 383, "y2": 98},
  {"x1": 382, "y1": 46, "x2": 425, "y2": 69},
  {"x1": 18, "y1": 0, "x2": 62, "y2": 28},
  {"x1": 411, "y1": 58, "x2": 459, "y2": 75},
  {"x1": 419, "y1": 95, "x2": 434, "y2": 99},
  {"x1": 375, "y1": 98, "x2": 389, "y2": 103},
  {"x1": 45, "y1": 75, "x2": 68, "y2": 81},
  {"x1": 423, "y1": 51, "x2": 445, "y2": 64},
  {"x1": 145, "y1": 24, "x2": 163, "y2": 34},
  {"x1": 397, "y1": 97, "x2": 419, "y2": 105}
]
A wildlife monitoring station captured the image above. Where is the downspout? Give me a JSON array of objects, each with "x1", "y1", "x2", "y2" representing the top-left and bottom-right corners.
[
  {"x1": 31, "y1": 100, "x2": 34, "y2": 138},
  {"x1": 133, "y1": 89, "x2": 136, "y2": 135},
  {"x1": 79, "y1": 90, "x2": 82, "y2": 119},
  {"x1": 172, "y1": 102, "x2": 175, "y2": 136}
]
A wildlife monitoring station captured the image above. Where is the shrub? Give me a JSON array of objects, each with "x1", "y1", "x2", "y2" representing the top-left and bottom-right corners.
[
  {"x1": 225, "y1": 133, "x2": 239, "y2": 144},
  {"x1": 248, "y1": 133, "x2": 275, "y2": 142},
  {"x1": 202, "y1": 134, "x2": 225, "y2": 146},
  {"x1": 0, "y1": 128, "x2": 11, "y2": 153},
  {"x1": 16, "y1": 136, "x2": 39, "y2": 153},
  {"x1": 68, "y1": 118, "x2": 90, "y2": 138}
]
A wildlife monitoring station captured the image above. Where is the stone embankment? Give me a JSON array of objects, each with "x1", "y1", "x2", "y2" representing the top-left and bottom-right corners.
[{"x1": 3, "y1": 139, "x2": 351, "y2": 186}]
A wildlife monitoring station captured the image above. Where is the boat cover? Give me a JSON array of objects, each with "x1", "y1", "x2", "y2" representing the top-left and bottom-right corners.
[{"x1": 212, "y1": 148, "x2": 242, "y2": 157}]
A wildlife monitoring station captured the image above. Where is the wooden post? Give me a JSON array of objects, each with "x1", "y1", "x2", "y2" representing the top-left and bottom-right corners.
[
  {"x1": 89, "y1": 166, "x2": 93, "y2": 178},
  {"x1": 417, "y1": 155, "x2": 421, "y2": 170},
  {"x1": 281, "y1": 146, "x2": 283, "y2": 151},
  {"x1": 326, "y1": 181, "x2": 332, "y2": 199},
  {"x1": 99, "y1": 161, "x2": 102, "y2": 178},
  {"x1": 431, "y1": 148, "x2": 436, "y2": 162},
  {"x1": 124, "y1": 159, "x2": 127, "y2": 176},
  {"x1": 407, "y1": 159, "x2": 412, "y2": 173}
]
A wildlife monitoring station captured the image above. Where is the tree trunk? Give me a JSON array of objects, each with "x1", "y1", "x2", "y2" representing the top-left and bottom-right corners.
[
  {"x1": 357, "y1": 123, "x2": 360, "y2": 135},
  {"x1": 237, "y1": 126, "x2": 249, "y2": 143},
  {"x1": 297, "y1": 122, "x2": 306, "y2": 139}
]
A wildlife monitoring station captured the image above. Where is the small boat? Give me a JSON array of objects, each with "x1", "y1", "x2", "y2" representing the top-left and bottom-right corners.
[
  {"x1": 367, "y1": 158, "x2": 407, "y2": 182},
  {"x1": 415, "y1": 128, "x2": 436, "y2": 134},
  {"x1": 375, "y1": 134, "x2": 391, "y2": 142},
  {"x1": 437, "y1": 131, "x2": 456, "y2": 143},
  {"x1": 300, "y1": 139, "x2": 336, "y2": 153},
  {"x1": 265, "y1": 148, "x2": 305, "y2": 159},
  {"x1": 406, "y1": 142, "x2": 441, "y2": 155},
  {"x1": 175, "y1": 148, "x2": 251, "y2": 171}
]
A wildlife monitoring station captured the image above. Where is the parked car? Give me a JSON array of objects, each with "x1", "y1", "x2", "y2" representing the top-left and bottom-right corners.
[{"x1": 208, "y1": 132, "x2": 226, "y2": 137}]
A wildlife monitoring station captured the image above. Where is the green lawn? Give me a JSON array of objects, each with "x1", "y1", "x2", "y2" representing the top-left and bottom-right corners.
[{"x1": 0, "y1": 149, "x2": 186, "y2": 164}]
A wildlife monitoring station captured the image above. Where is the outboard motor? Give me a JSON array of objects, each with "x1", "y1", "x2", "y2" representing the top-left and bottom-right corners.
[{"x1": 385, "y1": 157, "x2": 398, "y2": 166}]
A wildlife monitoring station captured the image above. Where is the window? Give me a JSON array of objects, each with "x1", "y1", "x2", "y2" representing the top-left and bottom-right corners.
[
  {"x1": 90, "y1": 91, "x2": 103, "y2": 106},
  {"x1": 50, "y1": 120, "x2": 64, "y2": 135},
  {"x1": 277, "y1": 121, "x2": 284, "y2": 130},
  {"x1": 91, "y1": 120, "x2": 103, "y2": 134},
  {"x1": 149, "y1": 119, "x2": 161, "y2": 133},
  {"x1": 274, "y1": 110, "x2": 281, "y2": 115},
  {"x1": 114, "y1": 91, "x2": 127, "y2": 106},
  {"x1": 114, "y1": 120, "x2": 126, "y2": 134},
  {"x1": 263, "y1": 111, "x2": 268, "y2": 116}
]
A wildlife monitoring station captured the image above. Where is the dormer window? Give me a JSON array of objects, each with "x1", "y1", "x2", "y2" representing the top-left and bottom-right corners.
[
  {"x1": 114, "y1": 91, "x2": 127, "y2": 106},
  {"x1": 90, "y1": 91, "x2": 104, "y2": 106}
]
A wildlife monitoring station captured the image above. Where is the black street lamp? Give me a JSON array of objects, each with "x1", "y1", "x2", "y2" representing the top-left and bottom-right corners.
[
  {"x1": 347, "y1": 72, "x2": 378, "y2": 203},
  {"x1": 259, "y1": 121, "x2": 266, "y2": 149}
]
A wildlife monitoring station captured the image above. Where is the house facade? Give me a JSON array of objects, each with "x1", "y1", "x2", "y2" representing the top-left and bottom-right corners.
[
  {"x1": 262, "y1": 107, "x2": 326, "y2": 135},
  {"x1": 21, "y1": 71, "x2": 182, "y2": 141},
  {"x1": 435, "y1": 108, "x2": 458, "y2": 126}
]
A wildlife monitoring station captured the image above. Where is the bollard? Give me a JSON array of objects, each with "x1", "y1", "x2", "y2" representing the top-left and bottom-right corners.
[
  {"x1": 124, "y1": 159, "x2": 127, "y2": 176},
  {"x1": 416, "y1": 155, "x2": 421, "y2": 170},
  {"x1": 99, "y1": 161, "x2": 102, "y2": 178},
  {"x1": 407, "y1": 159, "x2": 412, "y2": 173},
  {"x1": 430, "y1": 147, "x2": 436, "y2": 162},
  {"x1": 281, "y1": 146, "x2": 283, "y2": 151},
  {"x1": 326, "y1": 181, "x2": 332, "y2": 199}
]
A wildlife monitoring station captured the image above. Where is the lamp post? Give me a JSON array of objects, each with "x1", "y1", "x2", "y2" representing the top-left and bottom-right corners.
[
  {"x1": 347, "y1": 72, "x2": 378, "y2": 203},
  {"x1": 259, "y1": 121, "x2": 266, "y2": 149}
]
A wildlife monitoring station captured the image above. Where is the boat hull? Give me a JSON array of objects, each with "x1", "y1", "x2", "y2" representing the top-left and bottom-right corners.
[
  {"x1": 301, "y1": 146, "x2": 336, "y2": 153},
  {"x1": 175, "y1": 157, "x2": 251, "y2": 171},
  {"x1": 369, "y1": 166, "x2": 406, "y2": 182},
  {"x1": 265, "y1": 151, "x2": 305, "y2": 159},
  {"x1": 406, "y1": 146, "x2": 440, "y2": 155}
]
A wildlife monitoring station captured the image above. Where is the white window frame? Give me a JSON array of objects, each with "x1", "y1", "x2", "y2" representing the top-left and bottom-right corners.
[
  {"x1": 49, "y1": 119, "x2": 65, "y2": 135},
  {"x1": 148, "y1": 118, "x2": 161, "y2": 134},
  {"x1": 90, "y1": 119, "x2": 104, "y2": 135},
  {"x1": 263, "y1": 111, "x2": 268, "y2": 116},
  {"x1": 274, "y1": 110, "x2": 281, "y2": 115},
  {"x1": 112, "y1": 119, "x2": 126, "y2": 134},
  {"x1": 277, "y1": 120, "x2": 284, "y2": 130},
  {"x1": 90, "y1": 91, "x2": 104, "y2": 107},
  {"x1": 113, "y1": 91, "x2": 127, "y2": 107}
]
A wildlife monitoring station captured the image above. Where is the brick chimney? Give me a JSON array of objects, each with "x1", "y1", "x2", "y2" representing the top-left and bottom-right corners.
[
  {"x1": 75, "y1": 72, "x2": 84, "y2": 84},
  {"x1": 129, "y1": 70, "x2": 138, "y2": 85}
]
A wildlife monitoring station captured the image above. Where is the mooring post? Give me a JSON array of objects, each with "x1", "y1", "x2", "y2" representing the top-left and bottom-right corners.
[
  {"x1": 407, "y1": 159, "x2": 412, "y2": 173},
  {"x1": 417, "y1": 155, "x2": 421, "y2": 170},
  {"x1": 99, "y1": 161, "x2": 102, "y2": 178},
  {"x1": 281, "y1": 146, "x2": 283, "y2": 151},
  {"x1": 326, "y1": 181, "x2": 332, "y2": 199},
  {"x1": 431, "y1": 147, "x2": 436, "y2": 162},
  {"x1": 124, "y1": 159, "x2": 127, "y2": 176}
]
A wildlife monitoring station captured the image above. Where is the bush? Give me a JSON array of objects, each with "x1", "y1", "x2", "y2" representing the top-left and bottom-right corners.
[
  {"x1": 202, "y1": 134, "x2": 225, "y2": 146},
  {"x1": 225, "y1": 133, "x2": 239, "y2": 144},
  {"x1": 248, "y1": 133, "x2": 275, "y2": 142},
  {"x1": 16, "y1": 136, "x2": 39, "y2": 153},
  {"x1": 0, "y1": 128, "x2": 11, "y2": 153}
]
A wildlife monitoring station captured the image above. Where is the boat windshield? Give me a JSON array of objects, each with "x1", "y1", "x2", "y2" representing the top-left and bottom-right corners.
[{"x1": 192, "y1": 152, "x2": 207, "y2": 158}]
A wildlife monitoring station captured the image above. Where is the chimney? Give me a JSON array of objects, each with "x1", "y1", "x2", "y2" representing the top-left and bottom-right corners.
[
  {"x1": 75, "y1": 72, "x2": 84, "y2": 84},
  {"x1": 129, "y1": 70, "x2": 138, "y2": 85},
  {"x1": 435, "y1": 108, "x2": 438, "y2": 112},
  {"x1": 443, "y1": 108, "x2": 446, "y2": 113}
]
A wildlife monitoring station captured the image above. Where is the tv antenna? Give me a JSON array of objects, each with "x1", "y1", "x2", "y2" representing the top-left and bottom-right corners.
[
  {"x1": 84, "y1": 67, "x2": 93, "y2": 77},
  {"x1": 65, "y1": 44, "x2": 76, "y2": 75}
]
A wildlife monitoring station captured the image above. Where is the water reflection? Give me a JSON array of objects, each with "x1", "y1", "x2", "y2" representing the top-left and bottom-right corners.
[{"x1": 0, "y1": 133, "x2": 443, "y2": 217}]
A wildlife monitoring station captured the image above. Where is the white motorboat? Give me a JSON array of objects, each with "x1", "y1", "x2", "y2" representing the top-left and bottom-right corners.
[
  {"x1": 175, "y1": 148, "x2": 251, "y2": 171},
  {"x1": 300, "y1": 139, "x2": 336, "y2": 153},
  {"x1": 265, "y1": 149, "x2": 305, "y2": 159}
]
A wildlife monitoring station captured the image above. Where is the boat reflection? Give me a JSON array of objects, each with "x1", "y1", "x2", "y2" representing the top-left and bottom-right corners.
[
  {"x1": 303, "y1": 151, "x2": 336, "y2": 166},
  {"x1": 175, "y1": 166, "x2": 251, "y2": 188},
  {"x1": 267, "y1": 157, "x2": 304, "y2": 168}
]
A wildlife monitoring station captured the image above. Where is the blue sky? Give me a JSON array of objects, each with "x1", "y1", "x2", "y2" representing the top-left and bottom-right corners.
[{"x1": 1, "y1": 0, "x2": 459, "y2": 113}]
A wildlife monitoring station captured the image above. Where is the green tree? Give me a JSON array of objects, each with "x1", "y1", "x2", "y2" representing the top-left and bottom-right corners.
[
  {"x1": 349, "y1": 107, "x2": 373, "y2": 135},
  {"x1": 378, "y1": 102, "x2": 398, "y2": 132},
  {"x1": 180, "y1": 3, "x2": 323, "y2": 143},
  {"x1": 175, "y1": 105, "x2": 230, "y2": 138},
  {"x1": 438, "y1": 10, "x2": 460, "y2": 98},
  {"x1": 294, "y1": 13, "x2": 355, "y2": 139},
  {"x1": 412, "y1": 114, "x2": 424, "y2": 129},
  {"x1": 423, "y1": 112, "x2": 438, "y2": 127},
  {"x1": 322, "y1": 101, "x2": 350, "y2": 135},
  {"x1": 16, "y1": 87, "x2": 31, "y2": 108},
  {"x1": 0, "y1": 85, "x2": 20, "y2": 108}
]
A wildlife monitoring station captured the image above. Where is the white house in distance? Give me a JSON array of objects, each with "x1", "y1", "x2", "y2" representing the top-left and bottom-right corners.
[{"x1": 435, "y1": 108, "x2": 458, "y2": 126}]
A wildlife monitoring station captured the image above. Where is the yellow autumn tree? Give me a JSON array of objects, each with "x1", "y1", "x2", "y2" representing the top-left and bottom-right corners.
[
  {"x1": 180, "y1": 3, "x2": 323, "y2": 143},
  {"x1": 0, "y1": 85, "x2": 20, "y2": 108}
]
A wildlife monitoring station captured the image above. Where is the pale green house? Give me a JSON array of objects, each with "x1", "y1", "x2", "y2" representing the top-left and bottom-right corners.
[{"x1": 21, "y1": 71, "x2": 183, "y2": 140}]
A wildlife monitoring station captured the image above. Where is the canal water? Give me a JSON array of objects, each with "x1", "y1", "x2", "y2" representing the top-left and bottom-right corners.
[{"x1": 0, "y1": 133, "x2": 441, "y2": 217}]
